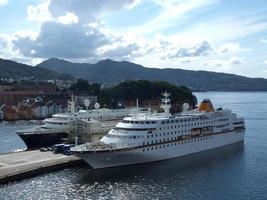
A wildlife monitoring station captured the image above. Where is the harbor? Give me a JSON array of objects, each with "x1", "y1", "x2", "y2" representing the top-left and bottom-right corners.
[
  {"x1": 0, "y1": 92, "x2": 267, "y2": 199},
  {"x1": 0, "y1": 150, "x2": 84, "y2": 184}
]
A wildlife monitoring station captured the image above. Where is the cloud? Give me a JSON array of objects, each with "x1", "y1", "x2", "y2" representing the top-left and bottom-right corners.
[
  {"x1": 261, "y1": 39, "x2": 267, "y2": 44},
  {"x1": 168, "y1": 41, "x2": 213, "y2": 58},
  {"x1": 264, "y1": 60, "x2": 267, "y2": 65},
  {"x1": 98, "y1": 42, "x2": 140, "y2": 60},
  {"x1": 13, "y1": 21, "x2": 113, "y2": 59},
  {"x1": 202, "y1": 57, "x2": 243, "y2": 70},
  {"x1": 217, "y1": 42, "x2": 249, "y2": 54},
  {"x1": 27, "y1": 1, "x2": 52, "y2": 22},
  {"x1": 0, "y1": 0, "x2": 8, "y2": 6},
  {"x1": 57, "y1": 12, "x2": 79, "y2": 25},
  {"x1": 14, "y1": 0, "x2": 142, "y2": 61},
  {"x1": 119, "y1": 0, "x2": 217, "y2": 36},
  {"x1": 48, "y1": 0, "x2": 139, "y2": 23}
]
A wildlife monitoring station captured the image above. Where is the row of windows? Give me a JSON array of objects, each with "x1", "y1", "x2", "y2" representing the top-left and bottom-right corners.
[
  {"x1": 159, "y1": 121, "x2": 213, "y2": 130},
  {"x1": 142, "y1": 136, "x2": 214, "y2": 152},
  {"x1": 216, "y1": 123, "x2": 229, "y2": 128},
  {"x1": 105, "y1": 134, "x2": 144, "y2": 139},
  {"x1": 147, "y1": 130, "x2": 192, "y2": 138},
  {"x1": 46, "y1": 121, "x2": 68, "y2": 125},
  {"x1": 114, "y1": 127, "x2": 156, "y2": 132},
  {"x1": 233, "y1": 121, "x2": 244, "y2": 125},
  {"x1": 122, "y1": 120, "x2": 157, "y2": 124}
]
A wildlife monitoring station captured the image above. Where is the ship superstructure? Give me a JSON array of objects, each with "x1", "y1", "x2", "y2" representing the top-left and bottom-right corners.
[{"x1": 72, "y1": 92, "x2": 245, "y2": 169}]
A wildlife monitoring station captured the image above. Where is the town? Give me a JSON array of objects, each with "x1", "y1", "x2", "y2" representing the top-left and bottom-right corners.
[{"x1": 0, "y1": 78, "x2": 196, "y2": 121}]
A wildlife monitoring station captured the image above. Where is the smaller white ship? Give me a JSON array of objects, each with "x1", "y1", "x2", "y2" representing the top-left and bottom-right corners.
[
  {"x1": 16, "y1": 98, "x2": 138, "y2": 149},
  {"x1": 72, "y1": 92, "x2": 245, "y2": 169}
]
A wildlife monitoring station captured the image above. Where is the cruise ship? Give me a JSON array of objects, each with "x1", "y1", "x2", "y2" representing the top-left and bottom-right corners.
[
  {"x1": 16, "y1": 99, "x2": 136, "y2": 149},
  {"x1": 71, "y1": 92, "x2": 245, "y2": 169}
]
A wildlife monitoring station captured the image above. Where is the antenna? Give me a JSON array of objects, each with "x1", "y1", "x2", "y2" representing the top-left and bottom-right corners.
[{"x1": 68, "y1": 93, "x2": 75, "y2": 113}]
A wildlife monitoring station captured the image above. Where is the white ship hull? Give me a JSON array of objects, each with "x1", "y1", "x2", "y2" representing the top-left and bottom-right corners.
[{"x1": 78, "y1": 130, "x2": 244, "y2": 169}]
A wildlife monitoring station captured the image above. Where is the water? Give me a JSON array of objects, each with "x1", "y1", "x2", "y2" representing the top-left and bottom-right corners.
[{"x1": 1, "y1": 92, "x2": 267, "y2": 199}]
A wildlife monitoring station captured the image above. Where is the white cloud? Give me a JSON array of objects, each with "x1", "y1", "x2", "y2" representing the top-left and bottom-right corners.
[
  {"x1": 118, "y1": 0, "x2": 217, "y2": 36},
  {"x1": 0, "y1": 0, "x2": 8, "y2": 6},
  {"x1": 57, "y1": 12, "x2": 79, "y2": 25},
  {"x1": 13, "y1": 0, "x2": 141, "y2": 61},
  {"x1": 27, "y1": 1, "x2": 52, "y2": 22},
  {"x1": 264, "y1": 60, "x2": 267, "y2": 65},
  {"x1": 261, "y1": 39, "x2": 267, "y2": 44},
  {"x1": 13, "y1": 21, "x2": 113, "y2": 59},
  {"x1": 168, "y1": 15, "x2": 267, "y2": 44},
  {"x1": 202, "y1": 57, "x2": 243, "y2": 70},
  {"x1": 217, "y1": 42, "x2": 249, "y2": 54},
  {"x1": 48, "y1": 0, "x2": 139, "y2": 23}
]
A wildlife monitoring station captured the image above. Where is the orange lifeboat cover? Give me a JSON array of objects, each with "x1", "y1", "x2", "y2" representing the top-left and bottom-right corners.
[{"x1": 198, "y1": 98, "x2": 215, "y2": 112}]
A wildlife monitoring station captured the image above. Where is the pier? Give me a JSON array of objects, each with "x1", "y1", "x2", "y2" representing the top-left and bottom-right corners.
[{"x1": 0, "y1": 150, "x2": 83, "y2": 184}]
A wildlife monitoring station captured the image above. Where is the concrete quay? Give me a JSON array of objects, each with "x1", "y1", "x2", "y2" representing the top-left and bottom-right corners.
[{"x1": 0, "y1": 150, "x2": 84, "y2": 184}]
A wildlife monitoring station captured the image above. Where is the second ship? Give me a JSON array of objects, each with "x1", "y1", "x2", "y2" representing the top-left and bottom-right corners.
[{"x1": 16, "y1": 98, "x2": 137, "y2": 149}]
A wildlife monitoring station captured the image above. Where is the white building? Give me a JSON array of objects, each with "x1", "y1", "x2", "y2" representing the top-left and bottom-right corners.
[
  {"x1": 69, "y1": 119, "x2": 118, "y2": 143},
  {"x1": 32, "y1": 104, "x2": 49, "y2": 119}
]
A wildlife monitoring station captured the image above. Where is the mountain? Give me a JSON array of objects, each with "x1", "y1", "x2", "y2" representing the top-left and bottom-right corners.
[
  {"x1": 37, "y1": 58, "x2": 267, "y2": 91},
  {"x1": 0, "y1": 58, "x2": 73, "y2": 80}
]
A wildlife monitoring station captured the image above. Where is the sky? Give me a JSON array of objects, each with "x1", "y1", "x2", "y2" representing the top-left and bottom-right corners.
[{"x1": 0, "y1": 0, "x2": 267, "y2": 78}]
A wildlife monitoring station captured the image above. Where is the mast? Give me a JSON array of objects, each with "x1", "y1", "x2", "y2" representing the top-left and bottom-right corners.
[
  {"x1": 68, "y1": 93, "x2": 75, "y2": 113},
  {"x1": 160, "y1": 91, "x2": 171, "y2": 116}
]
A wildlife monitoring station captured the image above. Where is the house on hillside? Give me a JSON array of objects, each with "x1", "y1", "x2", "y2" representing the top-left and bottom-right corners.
[
  {"x1": 32, "y1": 102, "x2": 48, "y2": 119},
  {"x1": 17, "y1": 104, "x2": 33, "y2": 120},
  {"x1": 3, "y1": 105, "x2": 19, "y2": 120}
]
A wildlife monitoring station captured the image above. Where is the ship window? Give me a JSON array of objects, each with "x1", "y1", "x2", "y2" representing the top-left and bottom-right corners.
[
  {"x1": 171, "y1": 120, "x2": 174, "y2": 123},
  {"x1": 161, "y1": 121, "x2": 165, "y2": 124}
]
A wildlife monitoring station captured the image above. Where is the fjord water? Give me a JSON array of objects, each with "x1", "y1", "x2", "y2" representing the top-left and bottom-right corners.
[{"x1": 1, "y1": 92, "x2": 267, "y2": 199}]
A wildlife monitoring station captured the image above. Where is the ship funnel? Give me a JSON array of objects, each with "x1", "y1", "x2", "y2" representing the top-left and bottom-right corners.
[{"x1": 198, "y1": 98, "x2": 214, "y2": 112}]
